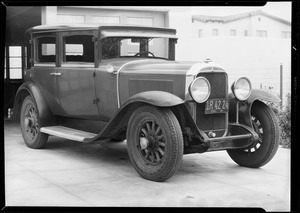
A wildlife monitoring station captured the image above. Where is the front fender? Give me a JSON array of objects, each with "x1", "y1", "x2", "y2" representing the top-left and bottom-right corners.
[
  {"x1": 229, "y1": 89, "x2": 280, "y2": 127},
  {"x1": 11, "y1": 81, "x2": 55, "y2": 127},
  {"x1": 84, "y1": 91, "x2": 185, "y2": 142}
]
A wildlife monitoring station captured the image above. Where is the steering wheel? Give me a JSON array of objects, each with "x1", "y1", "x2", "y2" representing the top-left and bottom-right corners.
[{"x1": 134, "y1": 51, "x2": 155, "y2": 57}]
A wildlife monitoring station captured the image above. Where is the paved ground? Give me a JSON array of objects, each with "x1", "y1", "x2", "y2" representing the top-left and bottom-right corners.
[{"x1": 4, "y1": 119, "x2": 290, "y2": 211}]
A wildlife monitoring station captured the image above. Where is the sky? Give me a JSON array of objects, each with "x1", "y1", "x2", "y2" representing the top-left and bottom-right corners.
[{"x1": 190, "y1": 2, "x2": 292, "y2": 22}]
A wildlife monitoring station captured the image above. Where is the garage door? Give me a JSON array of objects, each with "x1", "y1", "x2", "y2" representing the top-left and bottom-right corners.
[{"x1": 55, "y1": 7, "x2": 166, "y2": 27}]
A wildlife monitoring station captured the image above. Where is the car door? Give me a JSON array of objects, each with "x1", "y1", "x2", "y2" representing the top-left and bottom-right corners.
[
  {"x1": 31, "y1": 33, "x2": 63, "y2": 114},
  {"x1": 56, "y1": 31, "x2": 99, "y2": 119}
]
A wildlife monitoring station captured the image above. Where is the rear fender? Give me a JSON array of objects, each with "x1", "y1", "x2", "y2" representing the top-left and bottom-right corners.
[
  {"x1": 11, "y1": 81, "x2": 55, "y2": 127},
  {"x1": 229, "y1": 89, "x2": 281, "y2": 127}
]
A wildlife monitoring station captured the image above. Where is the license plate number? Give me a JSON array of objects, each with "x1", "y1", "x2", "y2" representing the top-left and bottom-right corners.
[{"x1": 205, "y1": 99, "x2": 229, "y2": 114}]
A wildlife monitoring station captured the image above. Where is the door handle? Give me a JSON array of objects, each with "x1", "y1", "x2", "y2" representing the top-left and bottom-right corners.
[{"x1": 50, "y1": 72, "x2": 62, "y2": 76}]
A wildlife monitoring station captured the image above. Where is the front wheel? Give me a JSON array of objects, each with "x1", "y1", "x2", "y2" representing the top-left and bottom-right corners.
[
  {"x1": 20, "y1": 96, "x2": 49, "y2": 149},
  {"x1": 126, "y1": 105, "x2": 183, "y2": 182},
  {"x1": 227, "y1": 101, "x2": 279, "y2": 168}
]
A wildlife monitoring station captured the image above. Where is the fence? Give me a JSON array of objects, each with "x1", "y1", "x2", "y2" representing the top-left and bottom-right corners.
[{"x1": 226, "y1": 64, "x2": 291, "y2": 107}]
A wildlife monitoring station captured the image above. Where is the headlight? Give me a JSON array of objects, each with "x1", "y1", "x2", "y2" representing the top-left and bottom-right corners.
[
  {"x1": 231, "y1": 77, "x2": 252, "y2": 101},
  {"x1": 189, "y1": 77, "x2": 211, "y2": 103}
]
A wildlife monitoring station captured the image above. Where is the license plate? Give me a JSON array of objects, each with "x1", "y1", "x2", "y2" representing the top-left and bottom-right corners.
[{"x1": 205, "y1": 99, "x2": 229, "y2": 114}]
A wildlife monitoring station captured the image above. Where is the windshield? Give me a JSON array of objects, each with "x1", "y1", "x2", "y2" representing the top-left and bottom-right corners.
[{"x1": 101, "y1": 37, "x2": 171, "y2": 60}]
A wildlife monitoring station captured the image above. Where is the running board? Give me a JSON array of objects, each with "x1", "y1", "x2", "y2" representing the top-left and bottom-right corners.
[{"x1": 40, "y1": 126, "x2": 97, "y2": 142}]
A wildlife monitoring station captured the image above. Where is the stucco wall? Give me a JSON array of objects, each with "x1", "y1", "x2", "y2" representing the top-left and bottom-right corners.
[{"x1": 192, "y1": 14, "x2": 291, "y2": 38}]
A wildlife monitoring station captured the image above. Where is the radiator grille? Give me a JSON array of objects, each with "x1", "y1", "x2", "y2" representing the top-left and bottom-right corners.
[{"x1": 196, "y1": 72, "x2": 228, "y2": 136}]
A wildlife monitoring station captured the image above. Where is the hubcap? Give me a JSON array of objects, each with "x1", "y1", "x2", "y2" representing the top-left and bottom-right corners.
[
  {"x1": 137, "y1": 120, "x2": 166, "y2": 165},
  {"x1": 140, "y1": 137, "x2": 149, "y2": 150}
]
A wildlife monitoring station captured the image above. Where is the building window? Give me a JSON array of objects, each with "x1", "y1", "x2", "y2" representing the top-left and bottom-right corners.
[
  {"x1": 244, "y1": 30, "x2": 248, "y2": 37},
  {"x1": 212, "y1": 29, "x2": 218, "y2": 36},
  {"x1": 8, "y1": 46, "x2": 23, "y2": 79},
  {"x1": 198, "y1": 29, "x2": 203, "y2": 37},
  {"x1": 127, "y1": 17, "x2": 153, "y2": 26},
  {"x1": 63, "y1": 35, "x2": 94, "y2": 63},
  {"x1": 281, "y1": 31, "x2": 291, "y2": 39},
  {"x1": 93, "y1": 16, "x2": 120, "y2": 24},
  {"x1": 230, "y1": 29, "x2": 236, "y2": 36},
  {"x1": 57, "y1": 14, "x2": 85, "y2": 23},
  {"x1": 256, "y1": 30, "x2": 267, "y2": 37}
]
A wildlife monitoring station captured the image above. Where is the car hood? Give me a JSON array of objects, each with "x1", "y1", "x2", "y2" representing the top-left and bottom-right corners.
[{"x1": 99, "y1": 58, "x2": 225, "y2": 76}]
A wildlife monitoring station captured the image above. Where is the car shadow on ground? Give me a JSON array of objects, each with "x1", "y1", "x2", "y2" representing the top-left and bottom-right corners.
[
  {"x1": 44, "y1": 136, "x2": 244, "y2": 177},
  {"x1": 5, "y1": 119, "x2": 261, "y2": 180}
]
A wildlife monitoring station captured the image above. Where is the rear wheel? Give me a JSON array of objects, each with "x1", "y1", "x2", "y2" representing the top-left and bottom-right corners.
[
  {"x1": 126, "y1": 105, "x2": 183, "y2": 182},
  {"x1": 20, "y1": 96, "x2": 48, "y2": 149},
  {"x1": 227, "y1": 101, "x2": 279, "y2": 168}
]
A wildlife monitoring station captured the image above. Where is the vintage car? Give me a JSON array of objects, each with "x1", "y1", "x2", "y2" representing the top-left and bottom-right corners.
[{"x1": 11, "y1": 24, "x2": 280, "y2": 182}]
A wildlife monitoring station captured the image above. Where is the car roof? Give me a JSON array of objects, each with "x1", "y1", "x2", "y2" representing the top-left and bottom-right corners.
[{"x1": 26, "y1": 24, "x2": 177, "y2": 39}]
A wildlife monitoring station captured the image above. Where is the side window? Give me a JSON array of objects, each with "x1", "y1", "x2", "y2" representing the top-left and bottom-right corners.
[
  {"x1": 63, "y1": 35, "x2": 94, "y2": 63},
  {"x1": 35, "y1": 36, "x2": 56, "y2": 63}
]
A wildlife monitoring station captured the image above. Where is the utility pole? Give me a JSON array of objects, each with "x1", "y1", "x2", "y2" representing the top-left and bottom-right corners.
[{"x1": 280, "y1": 63, "x2": 283, "y2": 109}]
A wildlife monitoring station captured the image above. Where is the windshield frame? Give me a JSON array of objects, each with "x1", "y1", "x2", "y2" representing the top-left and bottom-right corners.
[{"x1": 98, "y1": 36, "x2": 177, "y2": 63}]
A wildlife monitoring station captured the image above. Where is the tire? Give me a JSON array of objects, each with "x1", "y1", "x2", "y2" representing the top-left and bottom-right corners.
[
  {"x1": 20, "y1": 96, "x2": 49, "y2": 149},
  {"x1": 126, "y1": 105, "x2": 184, "y2": 182},
  {"x1": 227, "y1": 101, "x2": 279, "y2": 168}
]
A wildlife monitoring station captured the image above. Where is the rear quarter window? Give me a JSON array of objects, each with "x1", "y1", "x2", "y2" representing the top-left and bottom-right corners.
[{"x1": 35, "y1": 36, "x2": 56, "y2": 63}]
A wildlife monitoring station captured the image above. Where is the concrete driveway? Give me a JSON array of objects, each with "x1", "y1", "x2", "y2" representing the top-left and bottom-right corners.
[{"x1": 4, "y1": 119, "x2": 290, "y2": 211}]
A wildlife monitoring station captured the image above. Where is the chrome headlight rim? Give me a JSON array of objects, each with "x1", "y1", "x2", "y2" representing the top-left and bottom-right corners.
[
  {"x1": 189, "y1": 77, "x2": 211, "y2": 103},
  {"x1": 232, "y1": 77, "x2": 252, "y2": 101}
]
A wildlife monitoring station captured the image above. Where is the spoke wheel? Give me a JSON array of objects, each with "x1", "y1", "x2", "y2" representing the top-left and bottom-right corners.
[
  {"x1": 24, "y1": 104, "x2": 39, "y2": 141},
  {"x1": 227, "y1": 101, "x2": 279, "y2": 168},
  {"x1": 137, "y1": 120, "x2": 166, "y2": 166},
  {"x1": 20, "y1": 96, "x2": 48, "y2": 149},
  {"x1": 127, "y1": 105, "x2": 183, "y2": 182}
]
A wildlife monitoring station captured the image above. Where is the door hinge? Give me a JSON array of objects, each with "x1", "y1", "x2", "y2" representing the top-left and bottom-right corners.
[{"x1": 93, "y1": 98, "x2": 99, "y2": 104}]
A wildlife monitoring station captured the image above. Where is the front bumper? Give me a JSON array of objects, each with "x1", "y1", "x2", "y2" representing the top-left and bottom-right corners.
[{"x1": 185, "y1": 122, "x2": 260, "y2": 153}]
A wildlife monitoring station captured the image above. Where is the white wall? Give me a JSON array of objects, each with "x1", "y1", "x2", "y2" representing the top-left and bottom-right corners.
[
  {"x1": 250, "y1": 15, "x2": 291, "y2": 38},
  {"x1": 167, "y1": 8, "x2": 195, "y2": 39},
  {"x1": 192, "y1": 14, "x2": 291, "y2": 38},
  {"x1": 193, "y1": 18, "x2": 252, "y2": 37}
]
